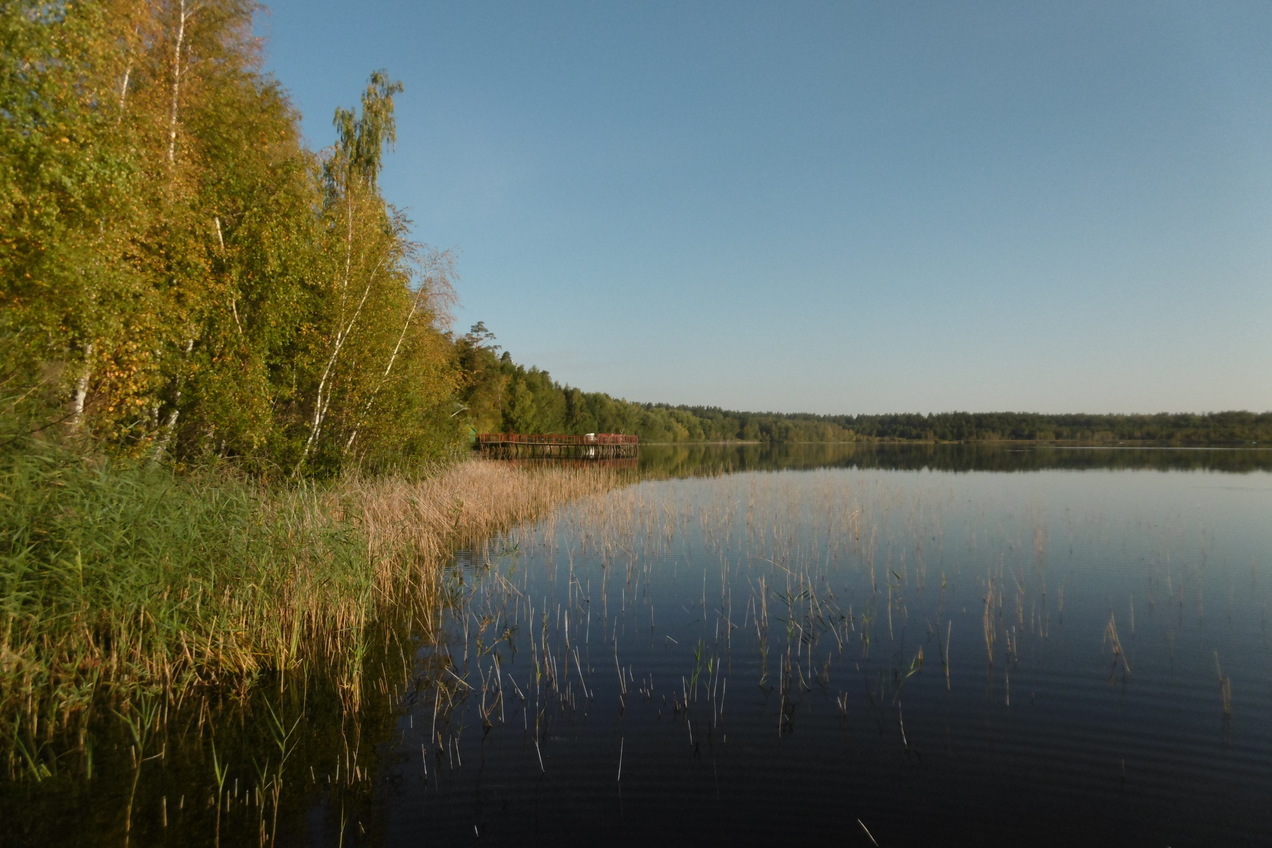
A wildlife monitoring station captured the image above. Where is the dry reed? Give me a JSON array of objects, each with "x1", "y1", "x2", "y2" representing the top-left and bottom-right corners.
[{"x1": 0, "y1": 454, "x2": 625, "y2": 777}]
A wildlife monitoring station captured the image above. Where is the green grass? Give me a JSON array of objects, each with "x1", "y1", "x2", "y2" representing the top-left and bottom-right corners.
[
  {"x1": 0, "y1": 445, "x2": 624, "y2": 779},
  {"x1": 0, "y1": 449, "x2": 354, "y2": 760}
]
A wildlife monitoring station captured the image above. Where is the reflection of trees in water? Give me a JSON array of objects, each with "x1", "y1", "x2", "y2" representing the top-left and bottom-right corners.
[{"x1": 639, "y1": 443, "x2": 1272, "y2": 477}]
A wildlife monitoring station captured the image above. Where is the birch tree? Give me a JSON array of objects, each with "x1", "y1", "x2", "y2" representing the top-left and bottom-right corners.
[
  {"x1": 0, "y1": 1, "x2": 153, "y2": 444},
  {"x1": 3, "y1": 7, "x2": 464, "y2": 471},
  {"x1": 293, "y1": 72, "x2": 412, "y2": 474}
]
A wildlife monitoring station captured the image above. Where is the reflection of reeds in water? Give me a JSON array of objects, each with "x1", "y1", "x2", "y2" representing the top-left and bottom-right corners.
[
  {"x1": 943, "y1": 620, "x2": 953, "y2": 692},
  {"x1": 983, "y1": 577, "x2": 999, "y2": 666},
  {"x1": 1104, "y1": 613, "x2": 1131, "y2": 681},
  {"x1": 427, "y1": 463, "x2": 1253, "y2": 821},
  {"x1": 1215, "y1": 651, "x2": 1233, "y2": 718}
]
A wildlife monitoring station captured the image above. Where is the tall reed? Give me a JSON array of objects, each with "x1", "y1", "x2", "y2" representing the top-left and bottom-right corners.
[{"x1": 0, "y1": 448, "x2": 623, "y2": 777}]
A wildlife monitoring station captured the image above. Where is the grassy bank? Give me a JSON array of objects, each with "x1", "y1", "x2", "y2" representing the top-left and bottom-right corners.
[{"x1": 0, "y1": 450, "x2": 624, "y2": 776}]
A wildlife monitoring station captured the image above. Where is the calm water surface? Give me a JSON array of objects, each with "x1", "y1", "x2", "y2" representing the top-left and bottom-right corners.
[
  {"x1": 6, "y1": 446, "x2": 1271, "y2": 846},
  {"x1": 346, "y1": 448, "x2": 1272, "y2": 846}
]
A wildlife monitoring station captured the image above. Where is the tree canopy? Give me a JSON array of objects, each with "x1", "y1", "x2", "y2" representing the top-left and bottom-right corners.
[
  {"x1": 2, "y1": 1, "x2": 457, "y2": 475},
  {"x1": 3, "y1": 2, "x2": 1265, "y2": 471}
]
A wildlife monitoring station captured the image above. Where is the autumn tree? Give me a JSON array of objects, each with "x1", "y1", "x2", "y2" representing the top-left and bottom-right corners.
[
  {"x1": 3, "y1": 5, "x2": 463, "y2": 473},
  {"x1": 291, "y1": 71, "x2": 459, "y2": 476},
  {"x1": 1, "y1": 1, "x2": 146, "y2": 443}
]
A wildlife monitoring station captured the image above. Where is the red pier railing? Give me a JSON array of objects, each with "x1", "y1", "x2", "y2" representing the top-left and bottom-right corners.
[{"x1": 475, "y1": 432, "x2": 639, "y2": 460}]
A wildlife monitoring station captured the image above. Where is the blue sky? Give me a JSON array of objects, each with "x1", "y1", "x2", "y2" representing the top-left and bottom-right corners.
[{"x1": 255, "y1": 1, "x2": 1272, "y2": 415}]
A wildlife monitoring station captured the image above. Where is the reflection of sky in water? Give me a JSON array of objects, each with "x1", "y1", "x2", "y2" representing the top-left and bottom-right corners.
[{"x1": 403, "y1": 467, "x2": 1272, "y2": 844}]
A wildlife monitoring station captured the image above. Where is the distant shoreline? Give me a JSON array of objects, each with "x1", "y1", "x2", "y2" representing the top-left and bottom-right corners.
[{"x1": 638, "y1": 438, "x2": 1266, "y2": 448}]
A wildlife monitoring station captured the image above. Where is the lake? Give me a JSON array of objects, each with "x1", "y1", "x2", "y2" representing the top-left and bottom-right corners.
[
  {"x1": 334, "y1": 445, "x2": 1272, "y2": 846},
  {"x1": 6, "y1": 445, "x2": 1272, "y2": 846}
]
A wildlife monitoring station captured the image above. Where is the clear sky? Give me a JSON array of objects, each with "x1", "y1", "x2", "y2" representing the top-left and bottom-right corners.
[{"x1": 254, "y1": 1, "x2": 1272, "y2": 416}]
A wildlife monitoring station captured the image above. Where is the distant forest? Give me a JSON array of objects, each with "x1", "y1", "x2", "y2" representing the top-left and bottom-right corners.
[
  {"x1": 460, "y1": 327, "x2": 1271, "y2": 446},
  {"x1": 3, "y1": 3, "x2": 1266, "y2": 477}
]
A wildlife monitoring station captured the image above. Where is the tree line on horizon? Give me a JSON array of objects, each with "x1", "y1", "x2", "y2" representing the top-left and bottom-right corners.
[
  {"x1": 4, "y1": 2, "x2": 1267, "y2": 478},
  {"x1": 458, "y1": 326, "x2": 1270, "y2": 445}
]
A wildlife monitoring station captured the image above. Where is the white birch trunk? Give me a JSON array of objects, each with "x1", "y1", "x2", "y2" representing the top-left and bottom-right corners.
[
  {"x1": 342, "y1": 291, "x2": 422, "y2": 456},
  {"x1": 341, "y1": 250, "x2": 454, "y2": 456},
  {"x1": 117, "y1": 63, "x2": 132, "y2": 119},
  {"x1": 297, "y1": 272, "x2": 377, "y2": 469},
  {"x1": 70, "y1": 342, "x2": 94, "y2": 430},
  {"x1": 167, "y1": 0, "x2": 194, "y2": 167},
  {"x1": 294, "y1": 192, "x2": 382, "y2": 474}
]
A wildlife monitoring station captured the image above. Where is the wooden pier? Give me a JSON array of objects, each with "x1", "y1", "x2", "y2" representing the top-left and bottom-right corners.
[{"x1": 476, "y1": 432, "x2": 639, "y2": 460}]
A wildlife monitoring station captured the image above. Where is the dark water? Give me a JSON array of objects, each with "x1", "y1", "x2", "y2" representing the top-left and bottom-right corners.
[
  {"x1": 363, "y1": 446, "x2": 1272, "y2": 846},
  {"x1": 5, "y1": 444, "x2": 1272, "y2": 846}
]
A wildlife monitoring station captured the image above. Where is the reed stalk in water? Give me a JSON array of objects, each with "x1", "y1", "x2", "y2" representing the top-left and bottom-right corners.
[
  {"x1": 1104, "y1": 613, "x2": 1131, "y2": 681},
  {"x1": 1215, "y1": 651, "x2": 1232, "y2": 718}
]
